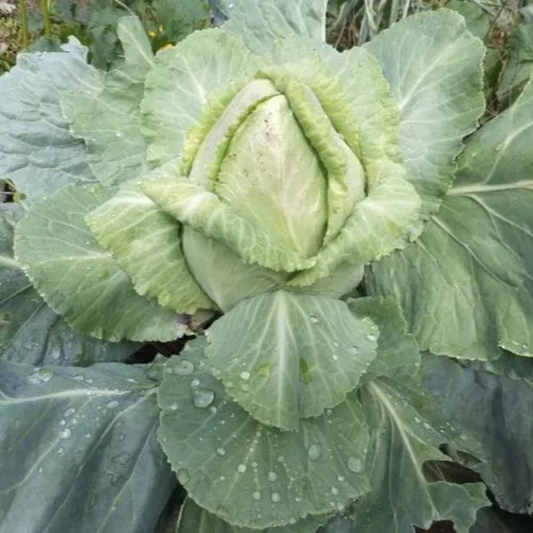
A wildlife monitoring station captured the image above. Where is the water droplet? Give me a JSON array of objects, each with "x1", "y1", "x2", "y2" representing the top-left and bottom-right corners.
[
  {"x1": 347, "y1": 457, "x2": 362, "y2": 473},
  {"x1": 190, "y1": 379, "x2": 200, "y2": 387},
  {"x1": 177, "y1": 468, "x2": 190, "y2": 483},
  {"x1": 333, "y1": 341, "x2": 339, "y2": 347},
  {"x1": 271, "y1": 492, "x2": 281, "y2": 503},
  {"x1": 277, "y1": 456, "x2": 285, "y2": 463},
  {"x1": 170, "y1": 403, "x2": 179, "y2": 411},
  {"x1": 338, "y1": 475, "x2": 345, "y2": 482},
  {"x1": 64, "y1": 408, "x2": 76, "y2": 417},
  {"x1": 332, "y1": 354, "x2": 339, "y2": 361},
  {"x1": 57, "y1": 447, "x2": 64, "y2": 455},
  {"x1": 309, "y1": 315, "x2": 319, "y2": 324},
  {"x1": 331, "y1": 486, "x2": 339, "y2": 495},
  {"x1": 366, "y1": 334, "x2": 377, "y2": 342},
  {"x1": 106, "y1": 400, "x2": 119, "y2": 409},
  {"x1": 347, "y1": 346, "x2": 359, "y2": 355},
  {"x1": 209, "y1": 406, "x2": 217, "y2": 414},
  {"x1": 59, "y1": 419, "x2": 66, "y2": 426},
  {"x1": 84, "y1": 433, "x2": 91, "y2": 439},
  {"x1": 414, "y1": 416, "x2": 421, "y2": 424},
  {"x1": 73, "y1": 375, "x2": 84, "y2": 381},
  {"x1": 423, "y1": 422, "x2": 431, "y2": 430},
  {"x1": 267, "y1": 471, "x2": 277, "y2": 481},
  {"x1": 237, "y1": 464, "x2": 246, "y2": 473},
  {"x1": 28, "y1": 368, "x2": 54, "y2": 384},
  {"x1": 216, "y1": 447, "x2": 226, "y2": 456},
  {"x1": 307, "y1": 444, "x2": 322, "y2": 461},
  {"x1": 252, "y1": 491, "x2": 261, "y2": 500},
  {"x1": 175, "y1": 360, "x2": 194, "y2": 376},
  {"x1": 240, "y1": 371, "x2": 251, "y2": 380},
  {"x1": 192, "y1": 388, "x2": 215, "y2": 408}
]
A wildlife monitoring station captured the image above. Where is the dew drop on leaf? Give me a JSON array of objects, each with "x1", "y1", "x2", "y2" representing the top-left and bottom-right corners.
[
  {"x1": 64, "y1": 408, "x2": 76, "y2": 417},
  {"x1": 267, "y1": 471, "x2": 277, "y2": 481},
  {"x1": 190, "y1": 379, "x2": 200, "y2": 387},
  {"x1": 216, "y1": 447, "x2": 226, "y2": 456},
  {"x1": 170, "y1": 403, "x2": 179, "y2": 411},
  {"x1": 177, "y1": 468, "x2": 191, "y2": 483},
  {"x1": 252, "y1": 491, "x2": 261, "y2": 500},
  {"x1": 237, "y1": 464, "x2": 246, "y2": 473},
  {"x1": 346, "y1": 346, "x2": 359, "y2": 355},
  {"x1": 60, "y1": 428, "x2": 71, "y2": 439},
  {"x1": 331, "y1": 486, "x2": 339, "y2": 495},
  {"x1": 175, "y1": 360, "x2": 195, "y2": 376},
  {"x1": 307, "y1": 444, "x2": 322, "y2": 461},
  {"x1": 366, "y1": 334, "x2": 377, "y2": 342},
  {"x1": 309, "y1": 315, "x2": 319, "y2": 324},
  {"x1": 106, "y1": 400, "x2": 119, "y2": 409},
  {"x1": 271, "y1": 492, "x2": 281, "y2": 503},
  {"x1": 347, "y1": 457, "x2": 362, "y2": 473},
  {"x1": 57, "y1": 447, "x2": 64, "y2": 455},
  {"x1": 192, "y1": 388, "x2": 215, "y2": 408},
  {"x1": 240, "y1": 371, "x2": 251, "y2": 380}
]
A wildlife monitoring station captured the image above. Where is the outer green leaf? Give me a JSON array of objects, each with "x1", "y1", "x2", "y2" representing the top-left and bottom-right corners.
[
  {"x1": 158, "y1": 338, "x2": 371, "y2": 529},
  {"x1": 346, "y1": 297, "x2": 420, "y2": 385},
  {"x1": 0, "y1": 205, "x2": 136, "y2": 365},
  {"x1": 14, "y1": 184, "x2": 180, "y2": 342},
  {"x1": 177, "y1": 498, "x2": 329, "y2": 533},
  {"x1": 498, "y1": 25, "x2": 533, "y2": 107},
  {"x1": 0, "y1": 360, "x2": 175, "y2": 532},
  {"x1": 206, "y1": 291, "x2": 378, "y2": 430},
  {"x1": 424, "y1": 355, "x2": 533, "y2": 513},
  {"x1": 62, "y1": 17, "x2": 153, "y2": 187},
  {"x1": 152, "y1": 0, "x2": 210, "y2": 42},
  {"x1": 86, "y1": 181, "x2": 215, "y2": 313},
  {"x1": 141, "y1": 29, "x2": 258, "y2": 166},
  {"x1": 367, "y1": 76, "x2": 533, "y2": 360},
  {"x1": 223, "y1": 0, "x2": 327, "y2": 55},
  {"x1": 351, "y1": 379, "x2": 488, "y2": 532},
  {"x1": 0, "y1": 39, "x2": 96, "y2": 202},
  {"x1": 142, "y1": 177, "x2": 315, "y2": 273},
  {"x1": 364, "y1": 9, "x2": 485, "y2": 221}
]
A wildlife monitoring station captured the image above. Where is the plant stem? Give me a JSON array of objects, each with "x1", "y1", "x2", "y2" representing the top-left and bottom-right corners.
[
  {"x1": 18, "y1": 0, "x2": 29, "y2": 48},
  {"x1": 40, "y1": 0, "x2": 51, "y2": 38}
]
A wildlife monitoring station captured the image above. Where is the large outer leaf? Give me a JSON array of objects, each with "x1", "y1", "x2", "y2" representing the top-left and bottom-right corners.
[
  {"x1": 364, "y1": 9, "x2": 485, "y2": 221},
  {"x1": 424, "y1": 355, "x2": 533, "y2": 514},
  {"x1": 86, "y1": 181, "x2": 215, "y2": 313},
  {"x1": 62, "y1": 17, "x2": 153, "y2": 187},
  {"x1": 0, "y1": 39, "x2": 96, "y2": 202},
  {"x1": 158, "y1": 339, "x2": 371, "y2": 529},
  {"x1": 0, "y1": 206, "x2": 136, "y2": 365},
  {"x1": 346, "y1": 297, "x2": 420, "y2": 386},
  {"x1": 141, "y1": 29, "x2": 258, "y2": 166},
  {"x1": 350, "y1": 379, "x2": 488, "y2": 533},
  {"x1": 0, "y1": 360, "x2": 175, "y2": 532},
  {"x1": 367, "y1": 76, "x2": 533, "y2": 360},
  {"x1": 177, "y1": 498, "x2": 329, "y2": 533},
  {"x1": 14, "y1": 185, "x2": 180, "y2": 342},
  {"x1": 223, "y1": 0, "x2": 327, "y2": 55},
  {"x1": 206, "y1": 291, "x2": 377, "y2": 430},
  {"x1": 497, "y1": 25, "x2": 533, "y2": 107}
]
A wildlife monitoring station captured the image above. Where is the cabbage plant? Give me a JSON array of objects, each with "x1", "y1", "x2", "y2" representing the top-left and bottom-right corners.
[{"x1": 1, "y1": 0, "x2": 533, "y2": 531}]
